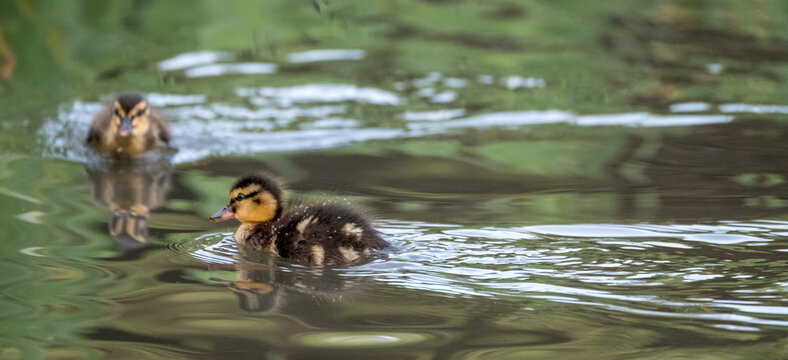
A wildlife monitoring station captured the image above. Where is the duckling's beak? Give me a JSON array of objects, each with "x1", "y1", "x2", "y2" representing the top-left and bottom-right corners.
[
  {"x1": 118, "y1": 117, "x2": 133, "y2": 137},
  {"x1": 210, "y1": 205, "x2": 235, "y2": 222}
]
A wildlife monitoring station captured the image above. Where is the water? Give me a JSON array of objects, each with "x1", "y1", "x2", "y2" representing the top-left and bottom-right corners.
[{"x1": 2, "y1": 1, "x2": 788, "y2": 359}]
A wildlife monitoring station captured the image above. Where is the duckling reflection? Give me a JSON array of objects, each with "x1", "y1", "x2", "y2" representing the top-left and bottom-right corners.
[
  {"x1": 212, "y1": 254, "x2": 366, "y2": 318},
  {"x1": 86, "y1": 161, "x2": 172, "y2": 251}
]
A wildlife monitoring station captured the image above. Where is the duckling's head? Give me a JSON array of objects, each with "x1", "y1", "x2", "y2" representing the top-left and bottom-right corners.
[
  {"x1": 210, "y1": 173, "x2": 283, "y2": 224},
  {"x1": 110, "y1": 93, "x2": 151, "y2": 139}
]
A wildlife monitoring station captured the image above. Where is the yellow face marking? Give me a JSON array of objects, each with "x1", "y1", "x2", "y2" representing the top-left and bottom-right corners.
[
  {"x1": 112, "y1": 101, "x2": 127, "y2": 115},
  {"x1": 231, "y1": 185, "x2": 278, "y2": 223},
  {"x1": 311, "y1": 245, "x2": 325, "y2": 264},
  {"x1": 111, "y1": 100, "x2": 149, "y2": 121},
  {"x1": 341, "y1": 223, "x2": 363, "y2": 239},
  {"x1": 110, "y1": 101, "x2": 125, "y2": 132},
  {"x1": 128, "y1": 100, "x2": 149, "y2": 117},
  {"x1": 108, "y1": 100, "x2": 151, "y2": 149},
  {"x1": 339, "y1": 246, "x2": 360, "y2": 262},
  {"x1": 129, "y1": 101, "x2": 150, "y2": 135}
]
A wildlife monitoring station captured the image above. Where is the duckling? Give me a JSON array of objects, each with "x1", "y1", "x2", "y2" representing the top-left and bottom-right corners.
[
  {"x1": 86, "y1": 92, "x2": 170, "y2": 157},
  {"x1": 210, "y1": 173, "x2": 388, "y2": 265}
]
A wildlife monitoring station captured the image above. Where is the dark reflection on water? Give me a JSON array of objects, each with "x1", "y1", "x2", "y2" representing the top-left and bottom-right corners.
[
  {"x1": 181, "y1": 118, "x2": 788, "y2": 226},
  {"x1": 86, "y1": 159, "x2": 172, "y2": 251}
]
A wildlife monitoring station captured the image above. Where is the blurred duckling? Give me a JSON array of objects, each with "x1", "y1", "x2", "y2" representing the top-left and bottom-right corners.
[
  {"x1": 87, "y1": 92, "x2": 170, "y2": 157},
  {"x1": 210, "y1": 173, "x2": 388, "y2": 265}
]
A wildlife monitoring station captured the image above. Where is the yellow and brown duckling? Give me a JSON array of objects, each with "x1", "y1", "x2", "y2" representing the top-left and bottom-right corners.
[
  {"x1": 210, "y1": 173, "x2": 389, "y2": 265},
  {"x1": 87, "y1": 92, "x2": 170, "y2": 157}
]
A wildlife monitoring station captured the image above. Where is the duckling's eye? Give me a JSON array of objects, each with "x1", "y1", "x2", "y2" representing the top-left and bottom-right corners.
[
  {"x1": 136, "y1": 108, "x2": 146, "y2": 117},
  {"x1": 113, "y1": 108, "x2": 121, "y2": 117},
  {"x1": 236, "y1": 193, "x2": 246, "y2": 201}
]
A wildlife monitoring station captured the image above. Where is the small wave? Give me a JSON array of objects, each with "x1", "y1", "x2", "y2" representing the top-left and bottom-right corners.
[
  {"x1": 39, "y1": 82, "x2": 737, "y2": 165},
  {"x1": 188, "y1": 219, "x2": 788, "y2": 331}
]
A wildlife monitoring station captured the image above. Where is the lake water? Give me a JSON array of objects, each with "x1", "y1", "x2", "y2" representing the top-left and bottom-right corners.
[{"x1": 1, "y1": 1, "x2": 787, "y2": 359}]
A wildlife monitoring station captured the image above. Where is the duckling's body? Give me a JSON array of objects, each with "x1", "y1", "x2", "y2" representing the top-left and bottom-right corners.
[
  {"x1": 211, "y1": 173, "x2": 388, "y2": 265},
  {"x1": 87, "y1": 93, "x2": 169, "y2": 157}
]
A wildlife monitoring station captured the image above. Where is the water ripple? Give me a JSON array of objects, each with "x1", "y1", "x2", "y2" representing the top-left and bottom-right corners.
[
  {"x1": 190, "y1": 220, "x2": 788, "y2": 331},
  {"x1": 39, "y1": 82, "x2": 741, "y2": 165}
]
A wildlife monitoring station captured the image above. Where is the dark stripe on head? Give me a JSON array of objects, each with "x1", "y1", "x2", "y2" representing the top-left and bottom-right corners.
[
  {"x1": 233, "y1": 174, "x2": 282, "y2": 200},
  {"x1": 232, "y1": 172, "x2": 284, "y2": 218},
  {"x1": 116, "y1": 92, "x2": 145, "y2": 112},
  {"x1": 229, "y1": 190, "x2": 262, "y2": 205}
]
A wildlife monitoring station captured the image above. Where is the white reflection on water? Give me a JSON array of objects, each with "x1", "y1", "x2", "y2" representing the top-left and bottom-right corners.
[
  {"x1": 408, "y1": 111, "x2": 732, "y2": 130},
  {"x1": 157, "y1": 51, "x2": 234, "y2": 71},
  {"x1": 170, "y1": 127, "x2": 408, "y2": 163},
  {"x1": 287, "y1": 49, "x2": 365, "y2": 63},
  {"x1": 401, "y1": 109, "x2": 465, "y2": 121},
  {"x1": 167, "y1": 103, "x2": 347, "y2": 121},
  {"x1": 707, "y1": 63, "x2": 724, "y2": 74},
  {"x1": 147, "y1": 93, "x2": 206, "y2": 106},
  {"x1": 408, "y1": 110, "x2": 572, "y2": 130},
  {"x1": 185, "y1": 63, "x2": 278, "y2": 78},
  {"x1": 443, "y1": 78, "x2": 468, "y2": 88},
  {"x1": 670, "y1": 102, "x2": 711, "y2": 113},
  {"x1": 237, "y1": 84, "x2": 402, "y2": 106},
  {"x1": 430, "y1": 91, "x2": 457, "y2": 103},
  {"x1": 669, "y1": 102, "x2": 788, "y2": 115},
  {"x1": 299, "y1": 118, "x2": 360, "y2": 129},
  {"x1": 574, "y1": 112, "x2": 732, "y2": 127},
  {"x1": 502, "y1": 75, "x2": 546, "y2": 89},
  {"x1": 719, "y1": 103, "x2": 788, "y2": 114}
]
